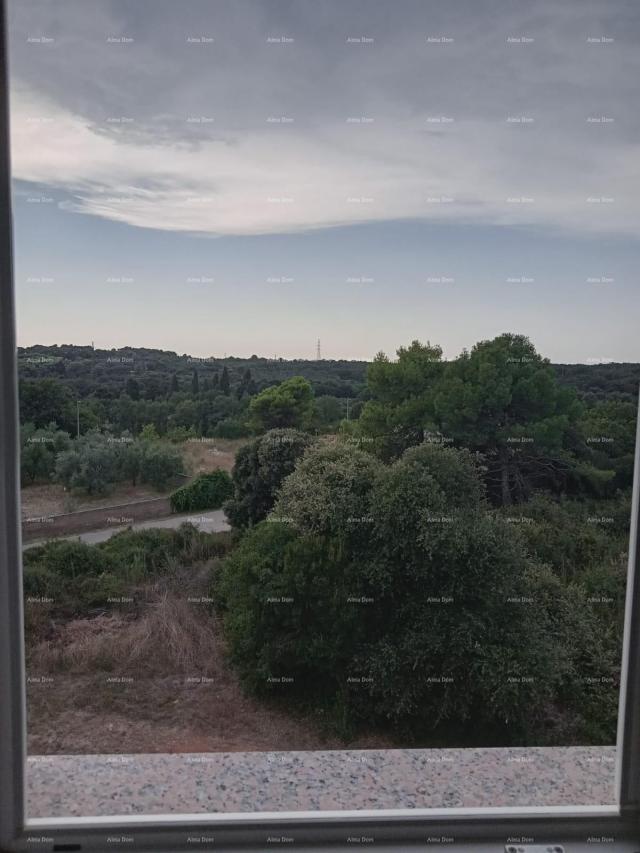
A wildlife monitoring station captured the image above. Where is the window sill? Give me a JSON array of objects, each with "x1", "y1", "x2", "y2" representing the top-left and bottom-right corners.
[{"x1": 26, "y1": 745, "x2": 616, "y2": 819}]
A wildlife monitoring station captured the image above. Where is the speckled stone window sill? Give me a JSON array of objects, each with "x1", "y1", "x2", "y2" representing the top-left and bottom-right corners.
[{"x1": 26, "y1": 746, "x2": 616, "y2": 818}]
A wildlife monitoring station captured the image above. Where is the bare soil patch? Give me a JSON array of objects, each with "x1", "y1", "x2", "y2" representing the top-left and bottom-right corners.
[{"x1": 182, "y1": 438, "x2": 248, "y2": 476}]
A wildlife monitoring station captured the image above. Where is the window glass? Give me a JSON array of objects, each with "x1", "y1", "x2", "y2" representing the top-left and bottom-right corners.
[{"x1": 10, "y1": 0, "x2": 638, "y2": 819}]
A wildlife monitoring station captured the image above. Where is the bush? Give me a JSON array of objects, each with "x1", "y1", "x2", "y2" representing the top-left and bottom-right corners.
[
  {"x1": 217, "y1": 442, "x2": 616, "y2": 744},
  {"x1": 55, "y1": 435, "x2": 120, "y2": 495},
  {"x1": 20, "y1": 422, "x2": 71, "y2": 485},
  {"x1": 170, "y1": 470, "x2": 233, "y2": 513},
  {"x1": 23, "y1": 525, "x2": 232, "y2": 620},
  {"x1": 224, "y1": 429, "x2": 313, "y2": 529},
  {"x1": 214, "y1": 418, "x2": 250, "y2": 439},
  {"x1": 502, "y1": 493, "x2": 629, "y2": 582},
  {"x1": 138, "y1": 442, "x2": 183, "y2": 490}
]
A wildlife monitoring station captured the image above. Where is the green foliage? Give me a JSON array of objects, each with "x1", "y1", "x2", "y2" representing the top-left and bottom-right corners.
[
  {"x1": 138, "y1": 442, "x2": 184, "y2": 490},
  {"x1": 433, "y1": 334, "x2": 583, "y2": 504},
  {"x1": 225, "y1": 429, "x2": 313, "y2": 529},
  {"x1": 19, "y1": 378, "x2": 74, "y2": 430},
  {"x1": 170, "y1": 470, "x2": 234, "y2": 513},
  {"x1": 220, "y1": 366, "x2": 231, "y2": 396},
  {"x1": 249, "y1": 376, "x2": 315, "y2": 432},
  {"x1": 214, "y1": 418, "x2": 250, "y2": 439},
  {"x1": 219, "y1": 442, "x2": 612, "y2": 743},
  {"x1": 139, "y1": 423, "x2": 160, "y2": 441},
  {"x1": 315, "y1": 395, "x2": 344, "y2": 429},
  {"x1": 500, "y1": 493, "x2": 630, "y2": 582},
  {"x1": 274, "y1": 442, "x2": 382, "y2": 538},
  {"x1": 54, "y1": 434, "x2": 121, "y2": 495},
  {"x1": 20, "y1": 423, "x2": 71, "y2": 485},
  {"x1": 125, "y1": 377, "x2": 140, "y2": 400},
  {"x1": 579, "y1": 400, "x2": 637, "y2": 490},
  {"x1": 354, "y1": 341, "x2": 444, "y2": 458},
  {"x1": 165, "y1": 425, "x2": 197, "y2": 443},
  {"x1": 54, "y1": 434, "x2": 183, "y2": 494},
  {"x1": 23, "y1": 525, "x2": 232, "y2": 618}
]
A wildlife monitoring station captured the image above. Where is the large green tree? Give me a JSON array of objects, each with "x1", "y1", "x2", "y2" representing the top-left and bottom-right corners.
[
  {"x1": 351, "y1": 341, "x2": 443, "y2": 458},
  {"x1": 218, "y1": 442, "x2": 611, "y2": 743},
  {"x1": 248, "y1": 376, "x2": 315, "y2": 432},
  {"x1": 433, "y1": 334, "x2": 583, "y2": 504}
]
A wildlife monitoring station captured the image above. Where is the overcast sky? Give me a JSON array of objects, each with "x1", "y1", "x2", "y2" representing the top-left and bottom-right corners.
[{"x1": 8, "y1": 0, "x2": 640, "y2": 361}]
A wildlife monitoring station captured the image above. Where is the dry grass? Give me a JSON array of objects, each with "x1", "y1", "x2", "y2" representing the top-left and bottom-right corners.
[
  {"x1": 27, "y1": 581, "x2": 395, "y2": 754},
  {"x1": 25, "y1": 540, "x2": 394, "y2": 755},
  {"x1": 29, "y1": 590, "x2": 219, "y2": 676},
  {"x1": 182, "y1": 437, "x2": 248, "y2": 476}
]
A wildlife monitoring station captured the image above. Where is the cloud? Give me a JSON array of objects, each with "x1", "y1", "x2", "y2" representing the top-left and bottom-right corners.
[{"x1": 8, "y1": 0, "x2": 640, "y2": 237}]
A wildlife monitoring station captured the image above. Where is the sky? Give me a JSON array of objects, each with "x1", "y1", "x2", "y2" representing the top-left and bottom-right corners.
[{"x1": 7, "y1": 0, "x2": 640, "y2": 362}]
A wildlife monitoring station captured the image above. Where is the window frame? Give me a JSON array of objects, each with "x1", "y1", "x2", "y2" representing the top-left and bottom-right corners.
[{"x1": 1, "y1": 2, "x2": 639, "y2": 849}]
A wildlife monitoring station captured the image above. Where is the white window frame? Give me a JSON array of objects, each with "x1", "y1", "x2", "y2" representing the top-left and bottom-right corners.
[{"x1": 1, "y1": 3, "x2": 639, "y2": 850}]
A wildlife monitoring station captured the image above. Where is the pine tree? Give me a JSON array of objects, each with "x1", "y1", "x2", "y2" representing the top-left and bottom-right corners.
[
  {"x1": 191, "y1": 369, "x2": 200, "y2": 394},
  {"x1": 170, "y1": 373, "x2": 179, "y2": 394},
  {"x1": 220, "y1": 366, "x2": 230, "y2": 396},
  {"x1": 125, "y1": 376, "x2": 140, "y2": 400}
]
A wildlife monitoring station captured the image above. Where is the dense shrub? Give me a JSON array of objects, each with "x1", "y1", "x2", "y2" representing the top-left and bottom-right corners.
[
  {"x1": 501, "y1": 493, "x2": 630, "y2": 582},
  {"x1": 214, "y1": 418, "x2": 250, "y2": 439},
  {"x1": 170, "y1": 470, "x2": 234, "y2": 513},
  {"x1": 218, "y1": 442, "x2": 617, "y2": 744},
  {"x1": 224, "y1": 429, "x2": 313, "y2": 529},
  {"x1": 20, "y1": 423, "x2": 71, "y2": 485},
  {"x1": 138, "y1": 441, "x2": 183, "y2": 489},
  {"x1": 23, "y1": 525, "x2": 232, "y2": 620}
]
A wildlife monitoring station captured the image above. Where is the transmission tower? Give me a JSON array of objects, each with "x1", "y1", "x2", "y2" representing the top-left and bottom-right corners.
[{"x1": 316, "y1": 338, "x2": 321, "y2": 361}]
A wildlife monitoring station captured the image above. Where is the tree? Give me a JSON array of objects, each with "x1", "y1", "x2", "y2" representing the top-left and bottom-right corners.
[
  {"x1": 20, "y1": 423, "x2": 71, "y2": 485},
  {"x1": 316, "y1": 395, "x2": 343, "y2": 428},
  {"x1": 579, "y1": 400, "x2": 637, "y2": 491},
  {"x1": 170, "y1": 373, "x2": 179, "y2": 394},
  {"x1": 236, "y1": 368, "x2": 253, "y2": 400},
  {"x1": 248, "y1": 376, "x2": 315, "y2": 432},
  {"x1": 125, "y1": 377, "x2": 140, "y2": 400},
  {"x1": 219, "y1": 441, "x2": 606, "y2": 743},
  {"x1": 433, "y1": 334, "x2": 583, "y2": 505},
  {"x1": 19, "y1": 378, "x2": 73, "y2": 430},
  {"x1": 54, "y1": 434, "x2": 183, "y2": 494},
  {"x1": 138, "y1": 442, "x2": 184, "y2": 490},
  {"x1": 117, "y1": 441, "x2": 143, "y2": 486},
  {"x1": 139, "y1": 423, "x2": 160, "y2": 441},
  {"x1": 225, "y1": 428, "x2": 313, "y2": 528},
  {"x1": 355, "y1": 341, "x2": 443, "y2": 458},
  {"x1": 220, "y1": 366, "x2": 230, "y2": 396},
  {"x1": 212, "y1": 372, "x2": 220, "y2": 390},
  {"x1": 191, "y1": 369, "x2": 200, "y2": 395},
  {"x1": 55, "y1": 436, "x2": 120, "y2": 495}
]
